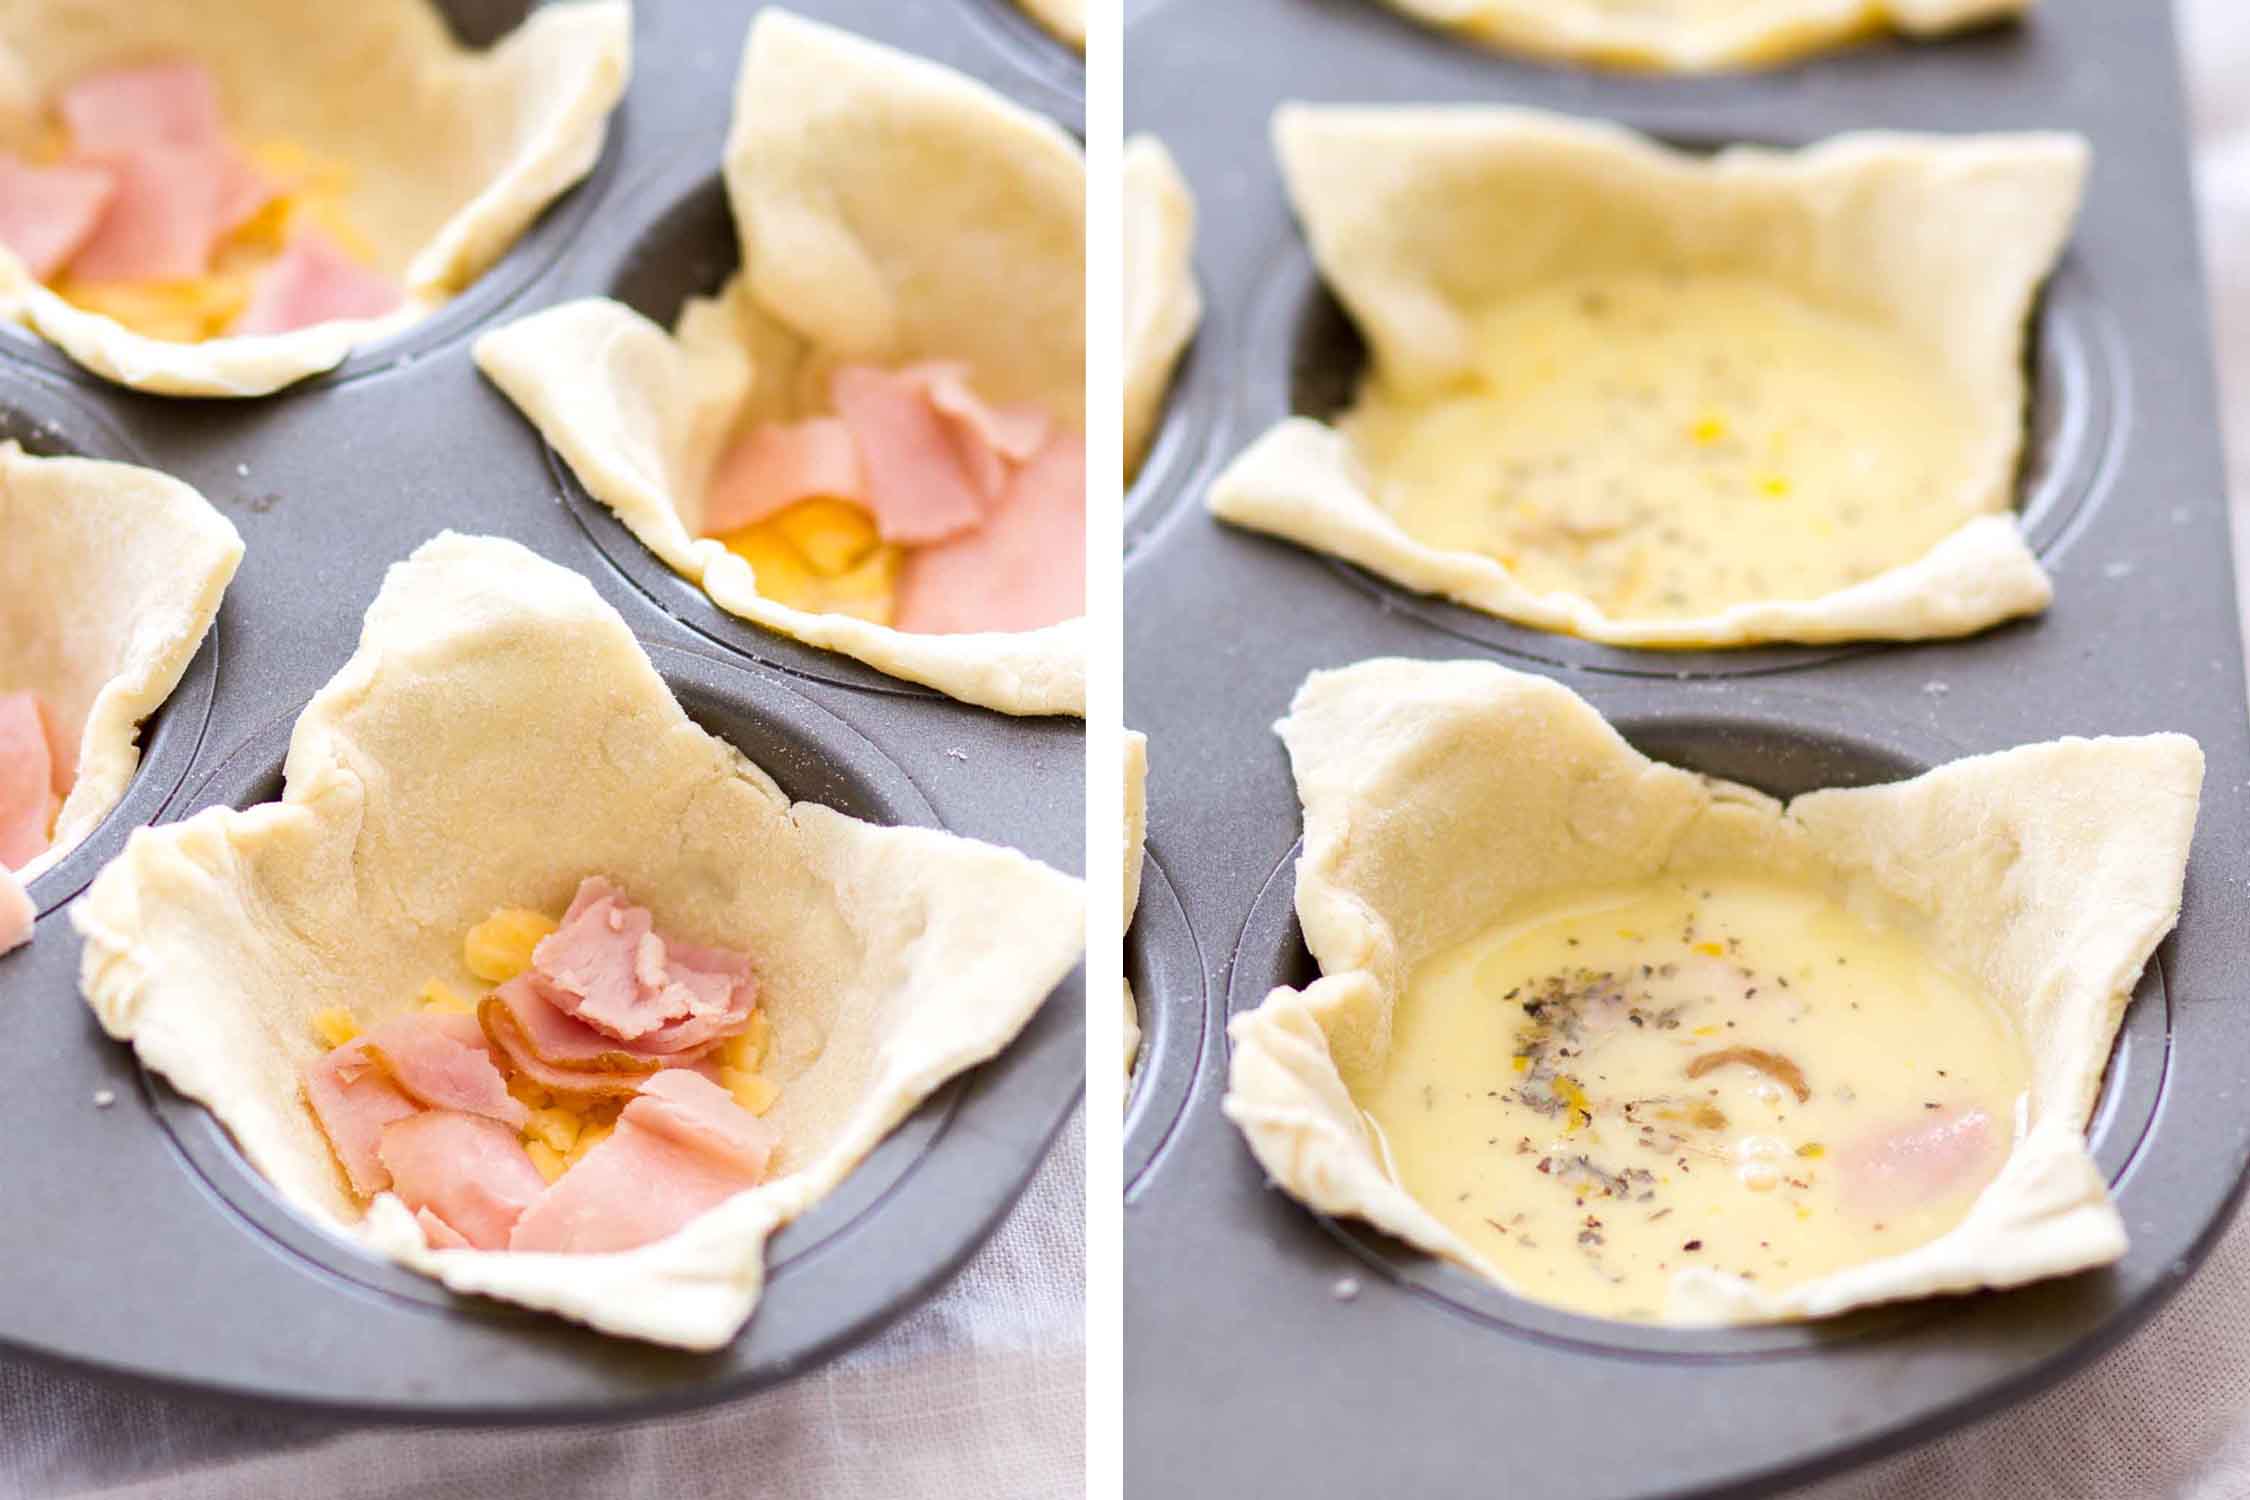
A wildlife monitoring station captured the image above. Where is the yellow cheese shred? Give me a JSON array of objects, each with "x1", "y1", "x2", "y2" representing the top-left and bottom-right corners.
[{"x1": 715, "y1": 498, "x2": 901, "y2": 624}]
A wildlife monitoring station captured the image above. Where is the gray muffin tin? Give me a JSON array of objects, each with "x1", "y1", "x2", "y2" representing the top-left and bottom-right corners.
[
  {"x1": 0, "y1": 0, "x2": 1084, "y2": 1421},
  {"x1": 1123, "y1": 0, "x2": 2247, "y2": 1494}
]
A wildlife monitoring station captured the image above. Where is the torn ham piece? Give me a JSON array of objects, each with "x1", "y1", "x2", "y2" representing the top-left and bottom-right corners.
[
  {"x1": 893, "y1": 428, "x2": 1085, "y2": 635},
  {"x1": 830, "y1": 364, "x2": 992, "y2": 545},
  {"x1": 56, "y1": 61, "x2": 225, "y2": 153},
  {"x1": 529, "y1": 877, "x2": 757, "y2": 1046},
  {"x1": 302, "y1": 1039, "x2": 421, "y2": 1198},
  {"x1": 0, "y1": 157, "x2": 115, "y2": 279},
  {"x1": 378, "y1": 1110, "x2": 548, "y2": 1251},
  {"x1": 509, "y1": 1070, "x2": 777, "y2": 1255},
  {"x1": 1837, "y1": 1107, "x2": 2002, "y2": 1221},
  {"x1": 55, "y1": 61, "x2": 273, "y2": 285},
  {"x1": 230, "y1": 231, "x2": 401, "y2": 337},
  {"x1": 702, "y1": 416, "x2": 863, "y2": 536},
  {"x1": 359, "y1": 1012, "x2": 527, "y2": 1129},
  {"x1": 0, "y1": 691, "x2": 60, "y2": 871}
]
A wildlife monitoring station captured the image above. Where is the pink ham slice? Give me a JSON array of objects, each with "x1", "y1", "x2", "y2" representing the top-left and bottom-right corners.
[
  {"x1": 301, "y1": 1039, "x2": 420, "y2": 1198},
  {"x1": 910, "y1": 361, "x2": 1049, "y2": 504},
  {"x1": 377, "y1": 1110, "x2": 547, "y2": 1252},
  {"x1": 415, "y1": 1206, "x2": 472, "y2": 1252},
  {"x1": 481, "y1": 989, "x2": 661, "y2": 1101},
  {"x1": 0, "y1": 157, "x2": 116, "y2": 279},
  {"x1": 0, "y1": 870, "x2": 30, "y2": 956},
  {"x1": 485, "y1": 975, "x2": 671, "y2": 1074},
  {"x1": 529, "y1": 877, "x2": 757, "y2": 1046},
  {"x1": 57, "y1": 61, "x2": 226, "y2": 153},
  {"x1": 702, "y1": 416, "x2": 863, "y2": 535},
  {"x1": 0, "y1": 691, "x2": 58, "y2": 871},
  {"x1": 359, "y1": 1012, "x2": 527, "y2": 1129},
  {"x1": 65, "y1": 143, "x2": 246, "y2": 283},
  {"x1": 509, "y1": 1070, "x2": 776, "y2": 1255},
  {"x1": 1838, "y1": 1107, "x2": 2003, "y2": 1221},
  {"x1": 894, "y1": 431, "x2": 1085, "y2": 636},
  {"x1": 230, "y1": 231, "x2": 401, "y2": 337},
  {"x1": 831, "y1": 365, "x2": 989, "y2": 546}
]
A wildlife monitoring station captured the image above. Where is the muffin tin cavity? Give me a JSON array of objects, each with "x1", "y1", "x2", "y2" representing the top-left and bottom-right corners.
[
  {"x1": 0, "y1": 380, "x2": 218, "y2": 915},
  {"x1": 138, "y1": 647, "x2": 969, "y2": 1324},
  {"x1": 1125, "y1": 853, "x2": 1208, "y2": 1191},
  {"x1": 952, "y1": 0, "x2": 1088, "y2": 108},
  {"x1": 1220, "y1": 712, "x2": 2170, "y2": 1359},
  {"x1": 1246, "y1": 238, "x2": 2122, "y2": 679},
  {"x1": 0, "y1": 0, "x2": 622, "y2": 393}
]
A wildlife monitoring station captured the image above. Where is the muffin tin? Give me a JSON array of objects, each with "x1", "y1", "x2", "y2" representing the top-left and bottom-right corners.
[
  {"x1": 0, "y1": 0, "x2": 1084, "y2": 1421},
  {"x1": 1123, "y1": 0, "x2": 2247, "y2": 1493}
]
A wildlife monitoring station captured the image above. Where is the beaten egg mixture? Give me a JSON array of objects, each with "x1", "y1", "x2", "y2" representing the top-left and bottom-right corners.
[
  {"x1": 1343, "y1": 271, "x2": 1984, "y2": 622},
  {"x1": 1359, "y1": 871, "x2": 2026, "y2": 1322}
]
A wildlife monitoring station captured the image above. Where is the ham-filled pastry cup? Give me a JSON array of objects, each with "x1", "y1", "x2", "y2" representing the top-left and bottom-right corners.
[
  {"x1": 476, "y1": 10, "x2": 1087, "y2": 718},
  {"x1": 73, "y1": 534, "x2": 1085, "y2": 1349},
  {"x1": 0, "y1": 0, "x2": 628, "y2": 396},
  {"x1": 0, "y1": 441, "x2": 242, "y2": 953}
]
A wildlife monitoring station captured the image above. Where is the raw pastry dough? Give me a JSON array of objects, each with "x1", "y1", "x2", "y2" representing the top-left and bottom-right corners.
[
  {"x1": 0, "y1": 440, "x2": 242, "y2": 883},
  {"x1": 1374, "y1": 0, "x2": 2033, "y2": 73},
  {"x1": 1224, "y1": 658, "x2": 2201, "y2": 1323},
  {"x1": 1018, "y1": 0, "x2": 1086, "y2": 48},
  {"x1": 73, "y1": 533, "x2": 1085, "y2": 1349},
  {"x1": 1124, "y1": 136, "x2": 1199, "y2": 482},
  {"x1": 477, "y1": 10, "x2": 1085, "y2": 717},
  {"x1": 1210, "y1": 107, "x2": 2085, "y2": 648},
  {"x1": 1124, "y1": 729, "x2": 1147, "y2": 1081},
  {"x1": 0, "y1": 0, "x2": 628, "y2": 396}
]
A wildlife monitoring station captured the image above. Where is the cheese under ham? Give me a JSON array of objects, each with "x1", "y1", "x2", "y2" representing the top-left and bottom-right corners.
[
  {"x1": 301, "y1": 1039, "x2": 421, "y2": 1198},
  {"x1": 0, "y1": 870, "x2": 31, "y2": 957},
  {"x1": 378, "y1": 1110, "x2": 548, "y2": 1251},
  {"x1": 1838, "y1": 1107, "x2": 2002, "y2": 1221},
  {"x1": 0, "y1": 156, "x2": 115, "y2": 278},
  {"x1": 703, "y1": 416, "x2": 862, "y2": 536},
  {"x1": 230, "y1": 230, "x2": 401, "y2": 337},
  {"x1": 359, "y1": 1012, "x2": 527, "y2": 1129},
  {"x1": 0, "y1": 691, "x2": 58, "y2": 871},
  {"x1": 508, "y1": 1069, "x2": 776, "y2": 1255},
  {"x1": 529, "y1": 877, "x2": 757, "y2": 1046},
  {"x1": 894, "y1": 430, "x2": 1086, "y2": 635}
]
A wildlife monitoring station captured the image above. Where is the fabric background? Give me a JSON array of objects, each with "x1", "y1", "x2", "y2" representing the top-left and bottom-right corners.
[{"x1": 0, "y1": 1108, "x2": 1083, "y2": 1500}]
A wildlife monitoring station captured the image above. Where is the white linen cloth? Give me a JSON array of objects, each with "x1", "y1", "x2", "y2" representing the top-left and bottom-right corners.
[{"x1": 0, "y1": 1111, "x2": 1083, "y2": 1500}]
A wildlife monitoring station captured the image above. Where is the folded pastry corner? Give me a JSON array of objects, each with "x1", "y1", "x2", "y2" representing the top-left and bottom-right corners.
[
  {"x1": 0, "y1": 440, "x2": 241, "y2": 887},
  {"x1": 1224, "y1": 657, "x2": 2200, "y2": 1324},
  {"x1": 72, "y1": 532, "x2": 1085, "y2": 1349},
  {"x1": 1212, "y1": 107, "x2": 2086, "y2": 649},
  {"x1": 475, "y1": 10, "x2": 1086, "y2": 717},
  {"x1": 1123, "y1": 135, "x2": 1199, "y2": 482}
]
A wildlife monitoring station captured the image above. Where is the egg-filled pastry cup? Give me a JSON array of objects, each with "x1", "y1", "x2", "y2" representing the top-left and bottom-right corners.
[
  {"x1": 0, "y1": 0, "x2": 628, "y2": 397},
  {"x1": 1211, "y1": 107, "x2": 2086, "y2": 650},
  {"x1": 0, "y1": 441, "x2": 242, "y2": 949},
  {"x1": 1224, "y1": 658, "x2": 2201, "y2": 1326},
  {"x1": 476, "y1": 10, "x2": 1086, "y2": 718},
  {"x1": 1368, "y1": 0, "x2": 2032, "y2": 74},
  {"x1": 72, "y1": 534, "x2": 1084, "y2": 1350}
]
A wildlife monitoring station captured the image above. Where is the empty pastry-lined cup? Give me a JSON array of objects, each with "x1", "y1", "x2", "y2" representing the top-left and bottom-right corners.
[
  {"x1": 477, "y1": 9, "x2": 1087, "y2": 718},
  {"x1": 73, "y1": 533, "x2": 1085, "y2": 1350},
  {"x1": 1223, "y1": 658, "x2": 2200, "y2": 1328},
  {"x1": 0, "y1": 433, "x2": 241, "y2": 950},
  {"x1": 1210, "y1": 106, "x2": 2090, "y2": 651},
  {"x1": 0, "y1": 0, "x2": 627, "y2": 396}
]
